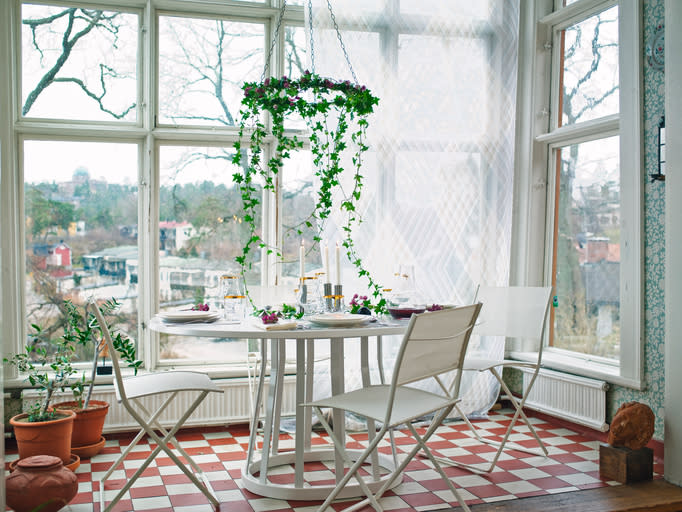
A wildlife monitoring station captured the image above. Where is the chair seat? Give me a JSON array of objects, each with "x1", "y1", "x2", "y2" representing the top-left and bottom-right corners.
[
  {"x1": 463, "y1": 357, "x2": 538, "y2": 372},
  {"x1": 307, "y1": 384, "x2": 458, "y2": 428},
  {"x1": 118, "y1": 371, "x2": 222, "y2": 401}
]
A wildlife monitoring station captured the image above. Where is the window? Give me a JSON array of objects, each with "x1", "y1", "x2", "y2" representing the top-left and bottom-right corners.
[
  {"x1": 516, "y1": 0, "x2": 642, "y2": 387},
  {"x1": 2, "y1": 0, "x2": 306, "y2": 377}
]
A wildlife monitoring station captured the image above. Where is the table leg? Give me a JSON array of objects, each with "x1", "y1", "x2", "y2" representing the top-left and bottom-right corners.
[
  {"x1": 271, "y1": 340, "x2": 286, "y2": 455},
  {"x1": 295, "y1": 338, "x2": 305, "y2": 488},
  {"x1": 330, "y1": 336, "x2": 345, "y2": 484},
  {"x1": 245, "y1": 339, "x2": 268, "y2": 472},
  {"x1": 360, "y1": 336, "x2": 380, "y2": 481},
  {"x1": 304, "y1": 339, "x2": 314, "y2": 451},
  {"x1": 259, "y1": 338, "x2": 279, "y2": 482}
]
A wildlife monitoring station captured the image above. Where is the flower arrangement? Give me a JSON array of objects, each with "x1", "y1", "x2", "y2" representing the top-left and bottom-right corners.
[
  {"x1": 232, "y1": 71, "x2": 385, "y2": 308},
  {"x1": 349, "y1": 293, "x2": 387, "y2": 316},
  {"x1": 254, "y1": 303, "x2": 303, "y2": 324}
]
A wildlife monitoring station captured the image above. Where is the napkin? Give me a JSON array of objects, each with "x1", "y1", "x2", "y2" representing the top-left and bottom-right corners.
[{"x1": 252, "y1": 319, "x2": 298, "y2": 331}]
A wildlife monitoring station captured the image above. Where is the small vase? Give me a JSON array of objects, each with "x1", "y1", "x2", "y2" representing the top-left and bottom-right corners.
[{"x1": 5, "y1": 455, "x2": 78, "y2": 512}]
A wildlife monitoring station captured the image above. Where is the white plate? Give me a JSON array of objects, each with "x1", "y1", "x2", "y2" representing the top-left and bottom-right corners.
[
  {"x1": 158, "y1": 310, "x2": 221, "y2": 323},
  {"x1": 308, "y1": 313, "x2": 372, "y2": 327}
]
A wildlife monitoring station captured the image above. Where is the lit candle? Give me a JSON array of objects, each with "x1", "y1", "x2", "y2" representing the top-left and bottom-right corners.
[
  {"x1": 324, "y1": 243, "x2": 330, "y2": 282},
  {"x1": 299, "y1": 240, "x2": 305, "y2": 280},
  {"x1": 335, "y1": 242, "x2": 341, "y2": 285}
]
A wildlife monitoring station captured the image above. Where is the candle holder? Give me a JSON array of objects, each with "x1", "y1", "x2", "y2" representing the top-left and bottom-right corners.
[
  {"x1": 324, "y1": 282, "x2": 333, "y2": 311},
  {"x1": 326, "y1": 284, "x2": 344, "y2": 313},
  {"x1": 297, "y1": 276, "x2": 324, "y2": 315}
]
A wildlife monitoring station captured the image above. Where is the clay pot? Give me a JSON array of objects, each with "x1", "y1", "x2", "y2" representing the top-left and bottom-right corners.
[
  {"x1": 5, "y1": 455, "x2": 78, "y2": 512},
  {"x1": 10, "y1": 410, "x2": 76, "y2": 465},
  {"x1": 54, "y1": 400, "x2": 109, "y2": 452}
]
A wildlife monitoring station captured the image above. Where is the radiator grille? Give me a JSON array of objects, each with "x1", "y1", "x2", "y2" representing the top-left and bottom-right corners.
[
  {"x1": 21, "y1": 377, "x2": 297, "y2": 433},
  {"x1": 521, "y1": 368, "x2": 609, "y2": 432}
]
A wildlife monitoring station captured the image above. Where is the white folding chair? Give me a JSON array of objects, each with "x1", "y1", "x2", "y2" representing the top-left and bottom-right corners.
[
  {"x1": 449, "y1": 285, "x2": 553, "y2": 473},
  {"x1": 89, "y1": 301, "x2": 224, "y2": 512},
  {"x1": 304, "y1": 303, "x2": 482, "y2": 512}
]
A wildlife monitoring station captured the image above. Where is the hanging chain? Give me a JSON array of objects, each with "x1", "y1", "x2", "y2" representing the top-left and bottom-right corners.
[
  {"x1": 261, "y1": 0, "x2": 287, "y2": 82},
  {"x1": 308, "y1": 0, "x2": 315, "y2": 74},
  {"x1": 326, "y1": 0, "x2": 358, "y2": 84}
]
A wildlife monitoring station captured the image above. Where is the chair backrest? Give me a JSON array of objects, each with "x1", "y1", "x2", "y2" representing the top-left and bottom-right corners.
[
  {"x1": 473, "y1": 285, "x2": 553, "y2": 352},
  {"x1": 88, "y1": 299, "x2": 128, "y2": 401},
  {"x1": 393, "y1": 303, "x2": 482, "y2": 389}
]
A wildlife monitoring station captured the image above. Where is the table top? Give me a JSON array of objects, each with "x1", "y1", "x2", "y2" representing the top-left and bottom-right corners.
[{"x1": 149, "y1": 315, "x2": 408, "y2": 339}]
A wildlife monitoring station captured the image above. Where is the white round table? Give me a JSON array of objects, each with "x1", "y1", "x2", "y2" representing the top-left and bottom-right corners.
[{"x1": 149, "y1": 316, "x2": 408, "y2": 501}]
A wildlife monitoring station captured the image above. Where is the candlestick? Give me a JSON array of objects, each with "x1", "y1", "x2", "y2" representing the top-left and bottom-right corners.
[
  {"x1": 335, "y1": 242, "x2": 341, "y2": 285},
  {"x1": 299, "y1": 240, "x2": 305, "y2": 279}
]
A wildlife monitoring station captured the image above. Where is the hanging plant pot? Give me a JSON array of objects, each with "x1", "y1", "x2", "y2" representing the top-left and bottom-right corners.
[
  {"x1": 54, "y1": 400, "x2": 109, "y2": 456},
  {"x1": 10, "y1": 410, "x2": 76, "y2": 466},
  {"x1": 233, "y1": 71, "x2": 387, "y2": 312}
]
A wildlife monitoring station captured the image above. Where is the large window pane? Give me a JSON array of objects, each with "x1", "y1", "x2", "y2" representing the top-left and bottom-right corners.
[
  {"x1": 158, "y1": 15, "x2": 264, "y2": 127},
  {"x1": 24, "y1": 141, "x2": 139, "y2": 363},
  {"x1": 158, "y1": 145, "x2": 259, "y2": 363},
  {"x1": 21, "y1": 4, "x2": 138, "y2": 121},
  {"x1": 559, "y1": 5, "x2": 619, "y2": 126},
  {"x1": 552, "y1": 136, "x2": 620, "y2": 359}
]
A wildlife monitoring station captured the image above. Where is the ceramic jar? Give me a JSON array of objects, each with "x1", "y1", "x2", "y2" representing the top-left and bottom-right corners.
[{"x1": 5, "y1": 455, "x2": 78, "y2": 512}]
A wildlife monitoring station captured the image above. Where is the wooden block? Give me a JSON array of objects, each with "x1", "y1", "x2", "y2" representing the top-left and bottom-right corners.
[{"x1": 599, "y1": 443, "x2": 653, "y2": 483}]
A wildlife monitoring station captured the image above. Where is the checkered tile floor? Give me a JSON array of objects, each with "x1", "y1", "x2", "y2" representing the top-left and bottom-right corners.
[{"x1": 4, "y1": 409, "x2": 664, "y2": 512}]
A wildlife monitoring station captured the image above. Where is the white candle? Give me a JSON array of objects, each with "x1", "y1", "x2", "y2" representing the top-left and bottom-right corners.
[
  {"x1": 335, "y1": 242, "x2": 341, "y2": 285},
  {"x1": 324, "y1": 243, "x2": 330, "y2": 282},
  {"x1": 299, "y1": 240, "x2": 305, "y2": 279}
]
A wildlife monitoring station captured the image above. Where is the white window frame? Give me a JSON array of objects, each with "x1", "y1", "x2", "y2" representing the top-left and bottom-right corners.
[
  {"x1": 512, "y1": 0, "x2": 643, "y2": 389},
  {"x1": 0, "y1": 0, "x2": 305, "y2": 384}
]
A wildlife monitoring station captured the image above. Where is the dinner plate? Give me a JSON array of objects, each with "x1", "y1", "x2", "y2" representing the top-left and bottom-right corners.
[
  {"x1": 159, "y1": 310, "x2": 222, "y2": 323},
  {"x1": 308, "y1": 313, "x2": 372, "y2": 327}
]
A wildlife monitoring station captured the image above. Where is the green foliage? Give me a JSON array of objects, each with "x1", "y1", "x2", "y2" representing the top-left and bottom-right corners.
[
  {"x1": 4, "y1": 298, "x2": 141, "y2": 420},
  {"x1": 233, "y1": 71, "x2": 386, "y2": 304},
  {"x1": 253, "y1": 303, "x2": 304, "y2": 320}
]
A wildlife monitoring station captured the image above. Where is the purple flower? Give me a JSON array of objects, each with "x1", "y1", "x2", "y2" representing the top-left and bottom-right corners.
[{"x1": 264, "y1": 78, "x2": 271, "y2": 86}]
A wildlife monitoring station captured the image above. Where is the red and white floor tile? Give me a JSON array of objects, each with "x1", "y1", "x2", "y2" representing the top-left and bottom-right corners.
[{"x1": 4, "y1": 409, "x2": 664, "y2": 512}]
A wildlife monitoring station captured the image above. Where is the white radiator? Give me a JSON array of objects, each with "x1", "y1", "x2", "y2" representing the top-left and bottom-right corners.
[
  {"x1": 21, "y1": 376, "x2": 297, "y2": 433},
  {"x1": 520, "y1": 368, "x2": 609, "y2": 432}
]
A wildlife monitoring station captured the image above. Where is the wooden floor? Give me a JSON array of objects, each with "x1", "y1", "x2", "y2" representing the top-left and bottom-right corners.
[{"x1": 456, "y1": 480, "x2": 682, "y2": 512}]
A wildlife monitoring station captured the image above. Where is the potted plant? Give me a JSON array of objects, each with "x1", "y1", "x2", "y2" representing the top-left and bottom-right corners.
[
  {"x1": 53, "y1": 298, "x2": 141, "y2": 458},
  {"x1": 5, "y1": 298, "x2": 141, "y2": 462},
  {"x1": 5, "y1": 330, "x2": 78, "y2": 466}
]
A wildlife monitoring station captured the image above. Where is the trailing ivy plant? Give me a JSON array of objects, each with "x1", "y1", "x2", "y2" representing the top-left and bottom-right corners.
[{"x1": 232, "y1": 71, "x2": 387, "y2": 313}]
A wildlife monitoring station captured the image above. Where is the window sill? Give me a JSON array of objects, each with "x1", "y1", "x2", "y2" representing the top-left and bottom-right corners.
[{"x1": 508, "y1": 349, "x2": 645, "y2": 390}]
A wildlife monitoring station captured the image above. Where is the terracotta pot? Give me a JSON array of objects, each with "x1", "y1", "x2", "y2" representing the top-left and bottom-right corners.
[
  {"x1": 10, "y1": 410, "x2": 76, "y2": 465},
  {"x1": 5, "y1": 455, "x2": 78, "y2": 512},
  {"x1": 54, "y1": 400, "x2": 109, "y2": 449}
]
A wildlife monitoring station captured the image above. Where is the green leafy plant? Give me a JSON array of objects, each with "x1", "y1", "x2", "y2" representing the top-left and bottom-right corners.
[
  {"x1": 232, "y1": 71, "x2": 386, "y2": 307},
  {"x1": 62, "y1": 298, "x2": 141, "y2": 409},
  {"x1": 4, "y1": 298, "x2": 141, "y2": 421}
]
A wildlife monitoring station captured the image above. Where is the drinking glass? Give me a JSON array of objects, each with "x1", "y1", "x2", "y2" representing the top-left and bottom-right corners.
[
  {"x1": 297, "y1": 276, "x2": 324, "y2": 315},
  {"x1": 221, "y1": 274, "x2": 246, "y2": 323}
]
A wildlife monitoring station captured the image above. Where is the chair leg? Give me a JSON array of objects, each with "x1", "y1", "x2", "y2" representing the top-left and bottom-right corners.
[
  {"x1": 437, "y1": 370, "x2": 548, "y2": 474},
  {"x1": 314, "y1": 406, "x2": 385, "y2": 512},
  {"x1": 100, "y1": 391, "x2": 180, "y2": 482},
  {"x1": 407, "y1": 421, "x2": 471, "y2": 512},
  {"x1": 100, "y1": 391, "x2": 219, "y2": 511}
]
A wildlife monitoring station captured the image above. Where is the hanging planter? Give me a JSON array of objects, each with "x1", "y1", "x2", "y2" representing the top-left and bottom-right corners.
[{"x1": 232, "y1": 71, "x2": 387, "y2": 313}]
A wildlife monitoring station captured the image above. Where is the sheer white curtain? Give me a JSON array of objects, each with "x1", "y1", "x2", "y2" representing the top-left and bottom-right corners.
[{"x1": 307, "y1": 0, "x2": 519, "y2": 419}]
